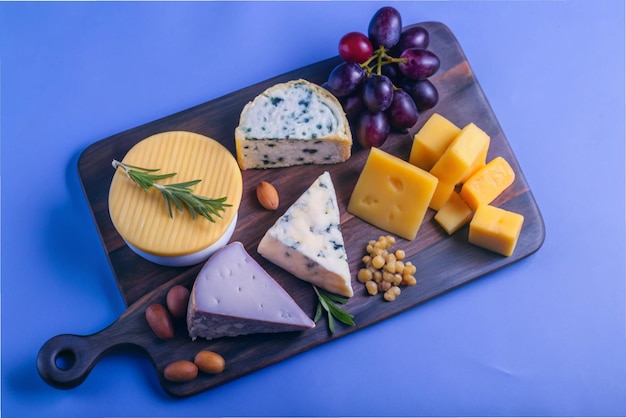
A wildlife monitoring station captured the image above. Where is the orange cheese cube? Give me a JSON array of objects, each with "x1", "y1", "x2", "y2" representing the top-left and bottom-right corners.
[
  {"x1": 469, "y1": 204, "x2": 524, "y2": 256},
  {"x1": 409, "y1": 113, "x2": 461, "y2": 171},
  {"x1": 348, "y1": 147, "x2": 438, "y2": 240},
  {"x1": 434, "y1": 192, "x2": 473, "y2": 235},
  {"x1": 430, "y1": 122, "x2": 490, "y2": 185},
  {"x1": 429, "y1": 179, "x2": 455, "y2": 211},
  {"x1": 460, "y1": 156, "x2": 515, "y2": 211}
]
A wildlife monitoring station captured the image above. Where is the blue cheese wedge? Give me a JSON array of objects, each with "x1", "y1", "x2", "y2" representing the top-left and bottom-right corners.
[
  {"x1": 257, "y1": 171, "x2": 353, "y2": 297},
  {"x1": 187, "y1": 241, "x2": 315, "y2": 340},
  {"x1": 235, "y1": 79, "x2": 352, "y2": 169}
]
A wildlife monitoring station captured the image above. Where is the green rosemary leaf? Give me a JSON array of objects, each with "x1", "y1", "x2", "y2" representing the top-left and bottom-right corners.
[
  {"x1": 166, "y1": 190, "x2": 184, "y2": 214},
  {"x1": 317, "y1": 291, "x2": 330, "y2": 311},
  {"x1": 119, "y1": 162, "x2": 162, "y2": 172},
  {"x1": 323, "y1": 292, "x2": 349, "y2": 305},
  {"x1": 327, "y1": 310, "x2": 336, "y2": 334},
  {"x1": 326, "y1": 301, "x2": 355, "y2": 326},
  {"x1": 313, "y1": 302, "x2": 323, "y2": 323},
  {"x1": 112, "y1": 159, "x2": 229, "y2": 222},
  {"x1": 312, "y1": 285, "x2": 355, "y2": 333},
  {"x1": 161, "y1": 190, "x2": 175, "y2": 218},
  {"x1": 168, "y1": 179, "x2": 202, "y2": 189}
]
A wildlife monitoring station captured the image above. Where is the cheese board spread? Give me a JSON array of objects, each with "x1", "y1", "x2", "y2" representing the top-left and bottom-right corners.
[{"x1": 37, "y1": 18, "x2": 545, "y2": 398}]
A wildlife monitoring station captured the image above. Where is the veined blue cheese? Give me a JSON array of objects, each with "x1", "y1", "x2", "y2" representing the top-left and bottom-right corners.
[
  {"x1": 257, "y1": 171, "x2": 353, "y2": 297},
  {"x1": 235, "y1": 79, "x2": 352, "y2": 169},
  {"x1": 187, "y1": 241, "x2": 315, "y2": 341}
]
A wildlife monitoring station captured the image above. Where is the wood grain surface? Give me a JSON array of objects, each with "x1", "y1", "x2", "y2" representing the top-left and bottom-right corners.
[{"x1": 37, "y1": 22, "x2": 545, "y2": 397}]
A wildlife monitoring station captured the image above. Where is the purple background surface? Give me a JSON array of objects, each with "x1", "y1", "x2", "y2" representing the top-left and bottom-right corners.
[{"x1": 1, "y1": 1, "x2": 624, "y2": 416}]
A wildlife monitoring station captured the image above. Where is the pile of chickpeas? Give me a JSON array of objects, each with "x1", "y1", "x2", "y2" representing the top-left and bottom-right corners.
[{"x1": 357, "y1": 235, "x2": 417, "y2": 302}]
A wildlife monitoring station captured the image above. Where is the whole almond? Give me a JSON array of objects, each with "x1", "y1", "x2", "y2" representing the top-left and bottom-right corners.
[
  {"x1": 194, "y1": 350, "x2": 226, "y2": 374},
  {"x1": 166, "y1": 285, "x2": 190, "y2": 319},
  {"x1": 145, "y1": 304, "x2": 174, "y2": 340},
  {"x1": 163, "y1": 360, "x2": 198, "y2": 382},
  {"x1": 256, "y1": 181, "x2": 279, "y2": 210}
]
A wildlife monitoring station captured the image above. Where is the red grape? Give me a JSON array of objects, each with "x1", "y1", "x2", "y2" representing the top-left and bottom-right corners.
[
  {"x1": 326, "y1": 62, "x2": 366, "y2": 97},
  {"x1": 400, "y1": 78, "x2": 439, "y2": 110},
  {"x1": 339, "y1": 32, "x2": 374, "y2": 64},
  {"x1": 339, "y1": 92, "x2": 365, "y2": 119},
  {"x1": 398, "y1": 48, "x2": 440, "y2": 80},
  {"x1": 363, "y1": 74, "x2": 394, "y2": 113},
  {"x1": 368, "y1": 6, "x2": 402, "y2": 49},
  {"x1": 356, "y1": 112, "x2": 390, "y2": 148},
  {"x1": 391, "y1": 26, "x2": 429, "y2": 56},
  {"x1": 386, "y1": 89, "x2": 418, "y2": 131},
  {"x1": 381, "y1": 63, "x2": 402, "y2": 85}
]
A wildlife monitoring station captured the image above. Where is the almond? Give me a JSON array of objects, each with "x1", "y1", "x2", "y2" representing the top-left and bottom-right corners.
[
  {"x1": 145, "y1": 303, "x2": 174, "y2": 340},
  {"x1": 194, "y1": 350, "x2": 226, "y2": 374},
  {"x1": 163, "y1": 360, "x2": 198, "y2": 382},
  {"x1": 166, "y1": 285, "x2": 190, "y2": 319},
  {"x1": 256, "y1": 181, "x2": 279, "y2": 210}
]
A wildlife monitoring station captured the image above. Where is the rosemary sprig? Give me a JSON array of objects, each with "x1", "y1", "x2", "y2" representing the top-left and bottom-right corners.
[
  {"x1": 313, "y1": 285, "x2": 355, "y2": 334},
  {"x1": 112, "y1": 159, "x2": 231, "y2": 222}
]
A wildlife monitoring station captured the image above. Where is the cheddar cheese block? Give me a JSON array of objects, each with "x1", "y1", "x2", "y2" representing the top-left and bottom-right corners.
[
  {"x1": 429, "y1": 179, "x2": 455, "y2": 211},
  {"x1": 434, "y1": 192, "x2": 473, "y2": 235},
  {"x1": 108, "y1": 131, "x2": 242, "y2": 267},
  {"x1": 469, "y1": 204, "x2": 524, "y2": 256},
  {"x1": 348, "y1": 147, "x2": 438, "y2": 241},
  {"x1": 430, "y1": 122, "x2": 490, "y2": 185},
  {"x1": 188, "y1": 242, "x2": 315, "y2": 340},
  {"x1": 258, "y1": 171, "x2": 352, "y2": 297},
  {"x1": 409, "y1": 113, "x2": 461, "y2": 171},
  {"x1": 460, "y1": 156, "x2": 515, "y2": 211},
  {"x1": 235, "y1": 79, "x2": 352, "y2": 169}
]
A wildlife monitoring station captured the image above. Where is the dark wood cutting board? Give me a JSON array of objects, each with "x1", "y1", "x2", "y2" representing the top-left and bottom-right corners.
[{"x1": 37, "y1": 22, "x2": 545, "y2": 397}]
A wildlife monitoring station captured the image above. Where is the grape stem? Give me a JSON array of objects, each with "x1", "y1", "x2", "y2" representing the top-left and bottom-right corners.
[{"x1": 360, "y1": 45, "x2": 407, "y2": 77}]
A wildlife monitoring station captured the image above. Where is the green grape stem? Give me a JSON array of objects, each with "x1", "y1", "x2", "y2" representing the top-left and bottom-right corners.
[{"x1": 360, "y1": 45, "x2": 407, "y2": 77}]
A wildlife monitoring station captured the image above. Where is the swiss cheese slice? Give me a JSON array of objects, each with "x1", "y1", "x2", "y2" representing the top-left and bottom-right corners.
[
  {"x1": 187, "y1": 241, "x2": 315, "y2": 340},
  {"x1": 257, "y1": 171, "x2": 353, "y2": 297},
  {"x1": 108, "y1": 131, "x2": 242, "y2": 261}
]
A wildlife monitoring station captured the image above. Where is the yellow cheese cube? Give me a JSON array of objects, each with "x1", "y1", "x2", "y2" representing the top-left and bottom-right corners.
[
  {"x1": 434, "y1": 192, "x2": 473, "y2": 235},
  {"x1": 429, "y1": 179, "x2": 455, "y2": 211},
  {"x1": 469, "y1": 204, "x2": 524, "y2": 256},
  {"x1": 430, "y1": 122, "x2": 490, "y2": 185},
  {"x1": 348, "y1": 147, "x2": 438, "y2": 240},
  {"x1": 409, "y1": 113, "x2": 461, "y2": 171},
  {"x1": 460, "y1": 156, "x2": 515, "y2": 211}
]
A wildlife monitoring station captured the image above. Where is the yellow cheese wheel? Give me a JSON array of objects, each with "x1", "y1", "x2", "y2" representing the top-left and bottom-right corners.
[{"x1": 108, "y1": 131, "x2": 242, "y2": 265}]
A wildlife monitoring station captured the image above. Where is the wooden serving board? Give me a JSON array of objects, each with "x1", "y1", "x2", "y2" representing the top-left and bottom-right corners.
[{"x1": 37, "y1": 22, "x2": 545, "y2": 397}]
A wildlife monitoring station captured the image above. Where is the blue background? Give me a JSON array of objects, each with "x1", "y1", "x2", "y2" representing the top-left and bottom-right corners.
[{"x1": 1, "y1": 1, "x2": 624, "y2": 416}]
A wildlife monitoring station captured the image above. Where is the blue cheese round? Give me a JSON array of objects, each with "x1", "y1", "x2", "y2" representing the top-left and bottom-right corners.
[{"x1": 235, "y1": 79, "x2": 352, "y2": 169}]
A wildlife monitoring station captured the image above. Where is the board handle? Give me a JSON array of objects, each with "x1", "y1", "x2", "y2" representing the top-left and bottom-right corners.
[{"x1": 36, "y1": 319, "x2": 144, "y2": 389}]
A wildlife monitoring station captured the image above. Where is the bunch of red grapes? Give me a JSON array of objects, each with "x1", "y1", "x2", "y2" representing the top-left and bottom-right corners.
[{"x1": 324, "y1": 6, "x2": 441, "y2": 148}]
